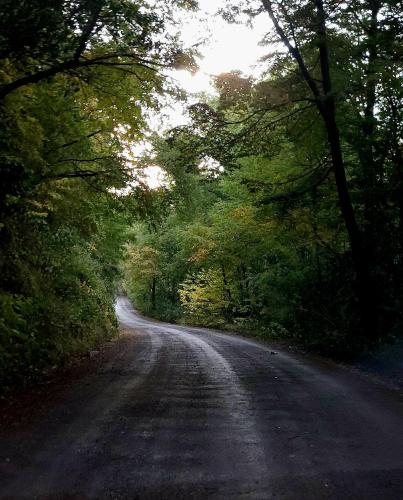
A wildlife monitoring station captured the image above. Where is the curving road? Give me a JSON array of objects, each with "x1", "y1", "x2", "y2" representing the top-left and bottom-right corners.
[{"x1": 1, "y1": 296, "x2": 403, "y2": 499}]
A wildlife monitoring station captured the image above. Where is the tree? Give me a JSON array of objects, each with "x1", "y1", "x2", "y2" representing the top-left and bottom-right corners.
[
  {"x1": 0, "y1": 0, "x2": 196, "y2": 387},
  {"x1": 259, "y1": 0, "x2": 378, "y2": 339},
  {"x1": 122, "y1": 0, "x2": 403, "y2": 352},
  {"x1": 0, "y1": 0, "x2": 196, "y2": 100}
]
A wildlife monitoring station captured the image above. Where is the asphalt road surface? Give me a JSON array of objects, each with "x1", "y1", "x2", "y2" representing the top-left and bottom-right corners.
[{"x1": 1, "y1": 296, "x2": 403, "y2": 499}]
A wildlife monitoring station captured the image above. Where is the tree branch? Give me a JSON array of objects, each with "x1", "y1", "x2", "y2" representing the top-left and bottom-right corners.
[
  {"x1": 45, "y1": 130, "x2": 103, "y2": 154},
  {"x1": 56, "y1": 156, "x2": 114, "y2": 163},
  {"x1": 261, "y1": 0, "x2": 324, "y2": 108},
  {"x1": 259, "y1": 166, "x2": 332, "y2": 205},
  {"x1": 73, "y1": 2, "x2": 104, "y2": 61},
  {"x1": 0, "y1": 52, "x2": 161, "y2": 100}
]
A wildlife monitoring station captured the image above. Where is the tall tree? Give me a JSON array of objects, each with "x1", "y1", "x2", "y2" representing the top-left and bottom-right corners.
[{"x1": 259, "y1": 0, "x2": 378, "y2": 338}]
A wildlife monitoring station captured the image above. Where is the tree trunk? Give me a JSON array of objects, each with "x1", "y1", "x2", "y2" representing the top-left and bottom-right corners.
[
  {"x1": 221, "y1": 264, "x2": 232, "y2": 303},
  {"x1": 262, "y1": 0, "x2": 379, "y2": 339},
  {"x1": 359, "y1": 0, "x2": 381, "y2": 250},
  {"x1": 314, "y1": 0, "x2": 378, "y2": 339},
  {"x1": 151, "y1": 278, "x2": 156, "y2": 311},
  {"x1": 323, "y1": 105, "x2": 377, "y2": 338}
]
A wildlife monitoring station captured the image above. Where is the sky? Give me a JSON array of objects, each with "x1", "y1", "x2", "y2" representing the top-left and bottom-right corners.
[
  {"x1": 161, "y1": 0, "x2": 270, "y2": 128},
  {"x1": 138, "y1": 0, "x2": 270, "y2": 187},
  {"x1": 172, "y1": 1, "x2": 269, "y2": 96}
]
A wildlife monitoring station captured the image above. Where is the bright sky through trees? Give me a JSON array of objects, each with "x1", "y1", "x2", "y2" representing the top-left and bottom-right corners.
[
  {"x1": 173, "y1": 1, "x2": 269, "y2": 95},
  {"x1": 2, "y1": 0, "x2": 403, "y2": 388},
  {"x1": 143, "y1": 0, "x2": 269, "y2": 186}
]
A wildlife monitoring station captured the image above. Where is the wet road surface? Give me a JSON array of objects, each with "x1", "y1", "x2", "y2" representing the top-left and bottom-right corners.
[{"x1": 1, "y1": 296, "x2": 403, "y2": 499}]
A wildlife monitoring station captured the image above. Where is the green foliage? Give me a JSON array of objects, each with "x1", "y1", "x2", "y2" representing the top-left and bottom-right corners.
[
  {"x1": 123, "y1": 215, "x2": 189, "y2": 322},
  {"x1": 122, "y1": 0, "x2": 403, "y2": 357},
  {"x1": 0, "y1": 0, "x2": 193, "y2": 387},
  {"x1": 179, "y1": 269, "x2": 232, "y2": 327},
  {"x1": 2, "y1": 0, "x2": 403, "y2": 383}
]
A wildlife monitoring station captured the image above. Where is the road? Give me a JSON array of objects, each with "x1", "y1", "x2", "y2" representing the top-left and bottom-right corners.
[{"x1": 1, "y1": 296, "x2": 403, "y2": 499}]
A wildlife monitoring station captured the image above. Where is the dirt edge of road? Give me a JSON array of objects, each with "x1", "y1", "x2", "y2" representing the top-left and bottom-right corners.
[{"x1": 0, "y1": 329, "x2": 136, "y2": 431}]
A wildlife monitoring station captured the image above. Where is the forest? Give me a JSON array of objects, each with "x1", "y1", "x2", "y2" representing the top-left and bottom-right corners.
[{"x1": 0, "y1": 0, "x2": 402, "y2": 388}]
